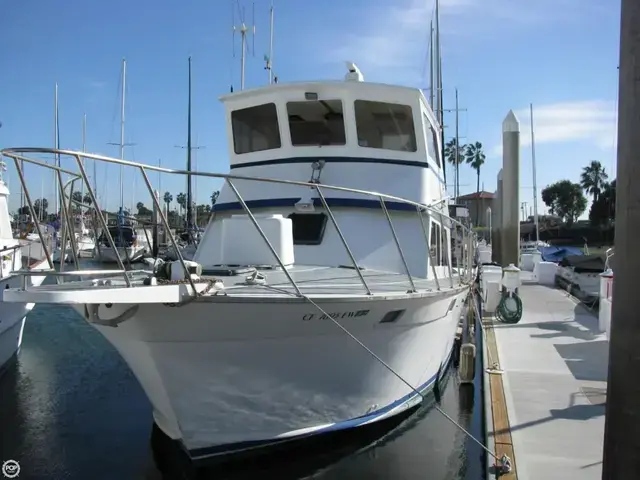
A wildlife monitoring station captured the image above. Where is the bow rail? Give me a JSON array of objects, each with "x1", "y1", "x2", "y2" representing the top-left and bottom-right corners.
[{"x1": 1, "y1": 147, "x2": 476, "y2": 297}]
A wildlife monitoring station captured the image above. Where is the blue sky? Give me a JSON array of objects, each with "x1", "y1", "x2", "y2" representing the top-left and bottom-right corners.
[{"x1": 1, "y1": 0, "x2": 620, "y2": 217}]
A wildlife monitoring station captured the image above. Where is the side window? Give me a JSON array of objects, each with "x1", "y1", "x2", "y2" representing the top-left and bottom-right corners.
[
  {"x1": 287, "y1": 100, "x2": 346, "y2": 146},
  {"x1": 423, "y1": 113, "x2": 441, "y2": 167},
  {"x1": 430, "y1": 221, "x2": 443, "y2": 266},
  {"x1": 287, "y1": 213, "x2": 328, "y2": 245},
  {"x1": 231, "y1": 103, "x2": 281, "y2": 154},
  {"x1": 354, "y1": 100, "x2": 417, "y2": 152}
]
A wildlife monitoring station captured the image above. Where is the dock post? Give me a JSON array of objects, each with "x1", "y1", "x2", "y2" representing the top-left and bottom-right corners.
[
  {"x1": 493, "y1": 170, "x2": 503, "y2": 264},
  {"x1": 602, "y1": 0, "x2": 640, "y2": 477},
  {"x1": 501, "y1": 111, "x2": 520, "y2": 267}
]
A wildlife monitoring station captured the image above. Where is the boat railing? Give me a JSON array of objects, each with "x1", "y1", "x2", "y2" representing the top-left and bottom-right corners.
[{"x1": 1, "y1": 147, "x2": 477, "y2": 296}]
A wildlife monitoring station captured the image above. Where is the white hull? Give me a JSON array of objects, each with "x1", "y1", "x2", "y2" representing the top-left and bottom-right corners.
[
  {"x1": 77, "y1": 236, "x2": 95, "y2": 257},
  {"x1": 0, "y1": 264, "x2": 47, "y2": 374},
  {"x1": 95, "y1": 245, "x2": 147, "y2": 263},
  {"x1": 77, "y1": 287, "x2": 467, "y2": 457}
]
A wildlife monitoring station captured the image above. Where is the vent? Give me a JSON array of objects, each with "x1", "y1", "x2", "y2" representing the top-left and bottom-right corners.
[{"x1": 380, "y1": 310, "x2": 405, "y2": 324}]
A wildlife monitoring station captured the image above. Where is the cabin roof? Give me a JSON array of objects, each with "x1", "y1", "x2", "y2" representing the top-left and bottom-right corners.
[{"x1": 219, "y1": 80, "x2": 427, "y2": 104}]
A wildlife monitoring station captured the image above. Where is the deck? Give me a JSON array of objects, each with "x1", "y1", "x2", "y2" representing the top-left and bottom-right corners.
[
  {"x1": 484, "y1": 276, "x2": 607, "y2": 479},
  {"x1": 4, "y1": 264, "x2": 469, "y2": 305}
]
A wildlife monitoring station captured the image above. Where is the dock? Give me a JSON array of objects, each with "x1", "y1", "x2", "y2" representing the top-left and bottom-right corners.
[{"x1": 483, "y1": 277, "x2": 607, "y2": 479}]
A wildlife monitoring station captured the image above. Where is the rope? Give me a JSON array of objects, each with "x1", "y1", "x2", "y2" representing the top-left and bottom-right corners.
[
  {"x1": 496, "y1": 290, "x2": 523, "y2": 324},
  {"x1": 156, "y1": 277, "x2": 219, "y2": 307},
  {"x1": 244, "y1": 269, "x2": 509, "y2": 472}
]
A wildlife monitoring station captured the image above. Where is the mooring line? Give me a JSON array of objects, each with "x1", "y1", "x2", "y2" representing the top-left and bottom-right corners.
[{"x1": 300, "y1": 292, "x2": 508, "y2": 470}]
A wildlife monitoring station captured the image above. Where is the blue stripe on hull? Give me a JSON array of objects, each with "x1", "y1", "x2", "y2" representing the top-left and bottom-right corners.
[
  {"x1": 212, "y1": 196, "x2": 419, "y2": 213},
  {"x1": 188, "y1": 341, "x2": 456, "y2": 460}
]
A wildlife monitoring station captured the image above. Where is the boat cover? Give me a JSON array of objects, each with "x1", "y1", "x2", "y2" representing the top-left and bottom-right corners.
[
  {"x1": 558, "y1": 254, "x2": 607, "y2": 273},
  {"x1": 539, "y1": 246, "x2": 583, "y2": 263}
]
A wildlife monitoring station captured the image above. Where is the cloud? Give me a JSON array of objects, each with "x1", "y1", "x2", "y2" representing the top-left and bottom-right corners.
[
  {"x1": 489, "y1": 100, "x2": 618, "y2": 157},
  {"x1": 326, "y1": 0, "x2": 476, "y2": 85},
  {"x1": 324, "y1": 0, "x2": 600, "y2": 85}
]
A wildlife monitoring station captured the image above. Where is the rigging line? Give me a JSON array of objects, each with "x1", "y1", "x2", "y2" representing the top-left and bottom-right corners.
[{"x1": 255, "y1": 281, "x2": 503, "y2": 464}]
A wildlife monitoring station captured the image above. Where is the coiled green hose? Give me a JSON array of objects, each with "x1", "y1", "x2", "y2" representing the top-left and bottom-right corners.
[{"x1": 496, "y1": 290, "x2": 523, "y2": 324}]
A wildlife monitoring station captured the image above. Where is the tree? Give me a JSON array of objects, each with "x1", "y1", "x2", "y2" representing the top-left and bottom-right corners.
[
  {"x1": 210, "y1": 190, "x2": 220, "y2": 206},
  {"x1": 580, "y1": 160, "x2": 609, "y2": 203},
  {"x1": 83, "y1": 193, "x2": 92, "y2": 206},
  {"x1": 163, "y1": 191, "x2": 173, "y2": 212},
  {"x1": 196, "y1": 204, "x2": 211, "y2": 224},
  {"x1": 444, "y1": 138, "x2": 466, "y2": 199},
  {"x1": 465, "y1": 141, "x2": 486, "y2": 220},
  {"x1": 176, "y1": 192, "x2": 186, "y2": 217},
  {"x1": 589, "y1": 179, "x2": 616, "y2": 227},
  {"x1": 541, "y1": 180, "x2": 587, "y2": 226},
  {"x1": 136, "y1": 201, "x2": 152, "y2": 216},
  {"x1": 34, "y1": 198, "x2": 48, "y2": 218}
]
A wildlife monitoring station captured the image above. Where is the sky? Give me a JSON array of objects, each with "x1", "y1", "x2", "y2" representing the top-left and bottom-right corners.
[{"x1": 0, "y1": 0, "x2": 621, "y2": 217}]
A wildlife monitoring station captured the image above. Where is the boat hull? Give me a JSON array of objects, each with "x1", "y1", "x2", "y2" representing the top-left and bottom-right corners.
[
  {"x1": 76, "y1": 287, "x2": 468, "y2": 458},
  {"x1": 0, "y1": 268, "x2": 47, "y2": 375}
]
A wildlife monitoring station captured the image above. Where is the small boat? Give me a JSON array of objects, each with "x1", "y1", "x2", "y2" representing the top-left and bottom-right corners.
[{"x1": 95, "y1": 223, "x2": 147, "y2": 263}]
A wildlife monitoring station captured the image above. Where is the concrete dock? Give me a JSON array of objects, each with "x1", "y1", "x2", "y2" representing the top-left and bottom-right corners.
[{"x1": 484, "y1": 280, "x2": 607, "y2": 479}]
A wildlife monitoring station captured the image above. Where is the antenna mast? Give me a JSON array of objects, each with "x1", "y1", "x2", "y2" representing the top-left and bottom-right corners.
[
  {"x1": 232, "y1": 0, "x2": 255, "y2": 90},
  {"x1": 530, "y1": 103, "x2": 540, "y2": 243},
  {"x1": 265, "y1": 1, "x2": 274, "y2": 84}
]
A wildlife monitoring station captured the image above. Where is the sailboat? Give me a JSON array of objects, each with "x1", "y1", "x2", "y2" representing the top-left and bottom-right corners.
[
  {"x1": 166, "y1": 56, "x2": 198, "y2": 262},
  {"x1": 75, "y1": 114, "x2": 96, "y2": 257},
  {"x1": 95, "y1": 59, "x2": 148, "y2": 264}
]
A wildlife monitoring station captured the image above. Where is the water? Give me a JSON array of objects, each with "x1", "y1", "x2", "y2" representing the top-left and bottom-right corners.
[{"x1": 0, "y1": 299, "x2": 485, "y2": 479}]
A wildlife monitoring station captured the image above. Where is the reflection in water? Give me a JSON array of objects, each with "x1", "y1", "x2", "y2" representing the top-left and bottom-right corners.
[{"x1": 0, "y1": 301, "x2": 484, "y2": 480}]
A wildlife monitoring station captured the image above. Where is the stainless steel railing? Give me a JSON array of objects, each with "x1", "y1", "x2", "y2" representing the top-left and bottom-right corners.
[{"x1": 1, "y1": 147, "x2": 476, "y2": 296}]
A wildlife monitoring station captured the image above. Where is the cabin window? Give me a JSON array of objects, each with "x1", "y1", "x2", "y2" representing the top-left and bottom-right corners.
[
  {"x1": 287, "y1": 213, "x2": 327, "y2": 245},
  {"x1": 423, "y1": 113, "x2": 441, "y2": 167},
  {"x1": 286, "y1": 100, "x2": 346, "y2": 146},
  {"x1": 354, "y1": 100, "x2": 417, "y2": 152},
  {"x1": 430, "y1": 221, "x2": 443, "y2": 266},
  {"x1": 231, "y1": 103, "x2": 282, "y2": 154}
]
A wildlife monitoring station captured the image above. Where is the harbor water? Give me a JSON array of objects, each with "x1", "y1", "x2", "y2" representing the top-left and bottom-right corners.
[{"x1": 0, "y1": 271, "x2": 485, "y2": 479}]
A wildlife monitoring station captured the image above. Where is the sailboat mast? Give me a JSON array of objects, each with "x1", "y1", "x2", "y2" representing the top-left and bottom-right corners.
[
  {"x1": 530, "y1": 103, "x2": 540, "y2": 243},
  {"x1": 268, "y1": 0, "x2": 274, "y2": 84},
  {"x1": 429, "y1": 21, "x2": 434, "y2": 109},
  {"x1": 54, "y1": 82, "x2": 59, "y2": 215},
  {"x1": 119, "y1": 58, "x2": 126, "y2": 211},
  {"x1": 435, "y1": 0, "x2": 446, "y2": 186},
  {"x1": 186, "y1": 56, "x2": 193, "y2": 231},
  {"x1": 81, "y1": 113, "x2": 86, "y2": 205}
]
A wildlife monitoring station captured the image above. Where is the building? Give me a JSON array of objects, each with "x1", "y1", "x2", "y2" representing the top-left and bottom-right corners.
[{"x1": 457, "y1": 191, "x2": 495, "y2": 227}]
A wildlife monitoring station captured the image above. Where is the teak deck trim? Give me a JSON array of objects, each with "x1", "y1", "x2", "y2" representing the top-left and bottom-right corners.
[{"x1": 483, "y1": 314, "x2": 518, "y2": 479}]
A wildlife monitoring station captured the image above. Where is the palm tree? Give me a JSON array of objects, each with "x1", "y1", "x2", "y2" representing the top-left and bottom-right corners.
[
  {"x1": 163, "y1": 191, "x2": 173, "y2": 212},
  {"x1": 444, "y1": 138, "x2": 466, "y2": 199},
  {"x1": 465, "y1": 141, "x2": 486, "y2": 221},
  {"x1": 210, "y1": 190, "x2": 220, "y2": 206},
  {"x1": 176, "y1": 192, "x2": 187, "y2": 218},
  {"x1": 580, "y1": 160, "x2": 609, "y2": 203}
]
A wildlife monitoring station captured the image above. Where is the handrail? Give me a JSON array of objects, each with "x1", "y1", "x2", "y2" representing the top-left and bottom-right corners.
[
  {"x1": 2, "y1": 147, "x2": 477, "y2": 295},
  {"x1": 2, "y1": 147, "x2": 471, "y2": 231},
  {"x1": 0, "y1": 244, "x2": 23, "y2": 255},
  {"x1": 10, "y1": 269, "x2": 147, "y2": 277}
]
